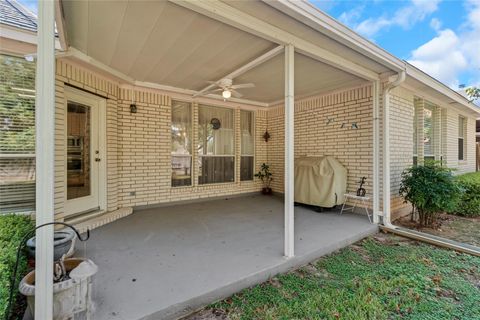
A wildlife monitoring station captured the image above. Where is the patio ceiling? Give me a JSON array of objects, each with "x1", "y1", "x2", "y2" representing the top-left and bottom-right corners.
[{"x1": 61, "y1": 0, "x2": 370, "y2": 104}]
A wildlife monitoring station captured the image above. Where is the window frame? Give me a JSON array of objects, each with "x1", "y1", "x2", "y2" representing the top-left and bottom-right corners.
[{"x1": 171, "y1": 100, "x2": 193, "y2": 188}]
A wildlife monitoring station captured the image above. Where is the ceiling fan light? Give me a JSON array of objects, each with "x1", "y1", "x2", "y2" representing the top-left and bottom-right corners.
[{"x1": 222, "y1": 89, "x2": 231, "y2": 99}]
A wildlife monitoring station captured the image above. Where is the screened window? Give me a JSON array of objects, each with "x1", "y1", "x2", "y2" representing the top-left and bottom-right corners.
[
  {"x1": 423, "y1": 106, "x2": 434, "y2": 157},
  {"x1": 198, "y1": 105, "x2": 234, "y2": 184},
  {"x1": 458, "y1": 116, "x2": 465, "y2": 160},
  {"x1": 240, "y1": 110, "x2": 254, "y2": 181},
  {"x1": 171, "y1": 101, "x2": 192, "y2": 187},
  {"x1": 0, "y1": 55, "x2": 36, "y2": 213}
]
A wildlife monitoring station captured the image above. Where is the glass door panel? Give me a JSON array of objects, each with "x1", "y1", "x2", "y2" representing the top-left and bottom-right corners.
[{"x1": 67, "y1": 102, "x2": 91, "y2": 200}]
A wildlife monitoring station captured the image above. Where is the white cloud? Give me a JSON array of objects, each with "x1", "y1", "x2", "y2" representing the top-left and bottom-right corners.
[
  {"x1": 429, "y1": 18, "x2": 442, "y2": 31},
  {"x1": 408, "y1": 0, "x2": 480, "y2": 88},
  {"x1": 409, "y1": 30, "x2": 467, "y2": 87},
  {"x1": 344, "y1": 0, "x2": 440, "y2": 38},
  {"x1": 338, "y1": 6, "x2": 364, "y2": 27}
]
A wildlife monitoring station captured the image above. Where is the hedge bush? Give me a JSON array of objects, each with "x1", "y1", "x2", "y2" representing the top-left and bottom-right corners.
[
  {"x1": 0, "y1": 214, "x2": 34, "y2": 320},
  {"x1": 400, "y1": 163, "x2": 462, "y2": 227},
  {"x1": 452, "y1": 172, "x2": 480, "y2": 217}
]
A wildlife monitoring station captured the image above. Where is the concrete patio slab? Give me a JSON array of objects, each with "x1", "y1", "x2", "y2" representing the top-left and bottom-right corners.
[{"x1": 76, "y1": 195, "x2": 378, "y2": 320}]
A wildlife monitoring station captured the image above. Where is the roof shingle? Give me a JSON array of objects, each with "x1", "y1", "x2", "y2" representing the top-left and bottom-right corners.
[{"x1": 0, "y1": 0, "x2": 37, "y2": 32}]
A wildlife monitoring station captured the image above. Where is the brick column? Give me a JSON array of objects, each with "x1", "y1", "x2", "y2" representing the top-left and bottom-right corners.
[
  {"x1": 235, "y1": 108, "x2": 241, "y2": 183},
  {"x1": 192, "y1": 102, "x2": 199, "y2": 187}
]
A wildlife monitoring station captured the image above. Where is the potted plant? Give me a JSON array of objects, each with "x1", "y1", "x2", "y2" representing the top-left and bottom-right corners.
[{"x1": 255, "y1": 163, "x2": 273, "y2": 195}]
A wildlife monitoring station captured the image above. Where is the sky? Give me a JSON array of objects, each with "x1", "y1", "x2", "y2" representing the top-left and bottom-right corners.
[
  {"x1": 312, "y1": 0, "x2": 480, "y2": 89},
  {"x1": 18, "y1": 0, "x2": 480, "y2": 89}
]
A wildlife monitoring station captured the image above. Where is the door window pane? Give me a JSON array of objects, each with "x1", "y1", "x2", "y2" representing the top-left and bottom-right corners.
[
  {"x1": 67, "y1": 102, "x2": 91, "y2": 200},
  {"x1": 198, "y1": 105, "x2": 234, "y2": 184},
  {"x1": 171, "y1": 101, "x2": 192, "y2": 187}
]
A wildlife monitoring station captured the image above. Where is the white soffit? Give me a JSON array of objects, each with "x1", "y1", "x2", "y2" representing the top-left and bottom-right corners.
[
  {"x1": 223, "y1": 0, "x2": 391, "y2": 75},
  {"x1": 62, "y1": 0, "x2": 274, "y2": 89},
  {"x1": 236, "y1": 52, "x2": 366, "y2": 103},
  {"x1": 62, "y1": 0, "x2": 367, "y2": 104}
]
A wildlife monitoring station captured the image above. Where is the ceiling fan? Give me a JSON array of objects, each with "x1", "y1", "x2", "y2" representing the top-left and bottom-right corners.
[{"x1": 197, "y1": 78, "x2": 255, "y2": 99}]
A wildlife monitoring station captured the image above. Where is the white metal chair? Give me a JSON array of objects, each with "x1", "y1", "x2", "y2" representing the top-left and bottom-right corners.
[{"x1": 340, "y1": 193, "x2": 372, "y2": 223}]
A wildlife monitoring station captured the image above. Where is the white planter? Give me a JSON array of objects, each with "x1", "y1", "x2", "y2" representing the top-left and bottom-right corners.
[{"x1": 19, "y1": 258, "x2": 97, "y2": 320}]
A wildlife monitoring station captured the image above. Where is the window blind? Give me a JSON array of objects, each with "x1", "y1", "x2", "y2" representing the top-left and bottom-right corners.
[{"x1": 0, "y1": 55, "x2": 36, "y2": 212}]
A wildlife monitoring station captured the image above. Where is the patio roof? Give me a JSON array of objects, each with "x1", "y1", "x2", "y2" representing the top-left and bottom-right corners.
[{"x1": 60, "y1": 0, "x2": 380, "y2": 106}]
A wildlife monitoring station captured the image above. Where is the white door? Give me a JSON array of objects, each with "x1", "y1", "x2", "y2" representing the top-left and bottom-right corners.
[{"x1": 64, "y1": 87, "x2": 106, "y2": 216}]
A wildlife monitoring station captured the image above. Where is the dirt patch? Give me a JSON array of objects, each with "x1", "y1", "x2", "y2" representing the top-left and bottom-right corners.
[{"x1": 396, "y1": 214, "x2": 480, "y2": 247}]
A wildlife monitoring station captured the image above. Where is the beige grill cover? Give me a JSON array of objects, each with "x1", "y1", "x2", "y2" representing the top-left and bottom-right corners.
[{"x1": 294, "y1": 156, "x2": 347, "y2": 207}]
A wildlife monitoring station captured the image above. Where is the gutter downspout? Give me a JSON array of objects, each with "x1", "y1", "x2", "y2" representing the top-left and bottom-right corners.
[{"x1": 380, "y1": 70, "x2": 480, "y2": 257}]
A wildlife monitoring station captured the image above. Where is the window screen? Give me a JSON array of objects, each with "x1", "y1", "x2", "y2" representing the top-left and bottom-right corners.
[
  {"x1": 240, "y1": 110, "x2": 254, "y2": 181},
  {"x1": 423, "y1": 106, "x2": 434, "y2": 156},
  {"x1": 198, "y1": 105, "x2": 234, "y2": 184},
  {"x1": 171, "y1": 101, "x2": 192, "y2": 187},
  {"x1": 458, "y1": 116, "x2": 465, "y2": 161},
  {"x1": 0, "y1": 55, "x2": 36, "y2": 212}
]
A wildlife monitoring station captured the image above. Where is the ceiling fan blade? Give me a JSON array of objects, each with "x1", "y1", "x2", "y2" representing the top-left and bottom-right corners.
[
  {"x1": 206, "y1": 80, "x2": 218, "y2": 84},
  {"x1": 231, "y1": 90, "x2": 243, "y2": 98},
  {"x1": 202, "y1": 88, "x2": 223, "y2": 96},
  {"x1": 230, "y1": 83, "x2": 255, "y2": 89}
]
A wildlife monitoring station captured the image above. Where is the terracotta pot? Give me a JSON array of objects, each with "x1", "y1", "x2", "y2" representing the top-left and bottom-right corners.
[{"x1": 261, "y1": 187, "x2": 272, "y2": 195}]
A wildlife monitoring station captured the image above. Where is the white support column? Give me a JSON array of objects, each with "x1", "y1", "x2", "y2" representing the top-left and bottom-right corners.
[
  {"x1": 372, "y1": 80, "x2": 380, "y2": 224},
  {"x1": 383, "y1": 85, "x2": 391, "y2": 225},
  {"x1": 284, "y1": 44, "x2": 294, "y2": 258},
  {"x1": 35, "y1": 0, "x2": 56, "y2": 319}
]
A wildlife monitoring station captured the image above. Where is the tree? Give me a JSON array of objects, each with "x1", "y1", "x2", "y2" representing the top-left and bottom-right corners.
[{"x1": 465, "y1": 87, "x2": 480, "y2": 102}]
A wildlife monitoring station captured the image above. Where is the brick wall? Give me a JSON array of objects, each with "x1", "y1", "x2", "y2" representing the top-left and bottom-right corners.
[
  {"x1": 267, "y1": 85, "x2": 374, "y2": 207},
  {"x1": 388, "y1": 87, "x2": 415, "y2": 215},
  {"x1": 116, "y1": 89, "x2": 267, "y2": 207},
  {"x1": 53, "y1": 60, "x2": 477, "y2": 224},
  {"x1": 443, "y1": 107, "x2": 477, "y2": 174}
]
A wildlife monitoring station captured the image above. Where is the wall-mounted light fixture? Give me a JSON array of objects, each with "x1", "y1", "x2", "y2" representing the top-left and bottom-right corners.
[
  {"x1": 130, "y1": 104, "x2": 137, "y2": 113},
  {"x1": 130, "y1": 88, "x2": 137, "y2": 113},
  {"x1": 263, "y1": 131, "x2": 271, "y2": 142}
]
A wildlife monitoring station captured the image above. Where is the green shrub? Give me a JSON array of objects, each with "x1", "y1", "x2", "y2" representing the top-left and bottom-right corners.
[
  {"x1": 451, "y1": 172, "x2": 480, "y2": 217},
  {"x1": 0, "y1": 214, "x2": 34, "y2": 320},
  {"x1": 399, "y1": 163, "x2": 462, "y2": 227}
]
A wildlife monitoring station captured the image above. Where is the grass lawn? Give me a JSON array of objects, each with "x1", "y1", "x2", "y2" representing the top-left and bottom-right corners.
[{"x1": 186, "y1": 233, "x2": 480, "y2": 320}]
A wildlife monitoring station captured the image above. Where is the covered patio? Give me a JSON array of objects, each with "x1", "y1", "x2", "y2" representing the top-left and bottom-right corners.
[
  {"x1": 77, "y1": 195, "x2": 377, "y2": 320},
  {"x1": 30, "y1": 0, "x2": 409, "y2": 319}
]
